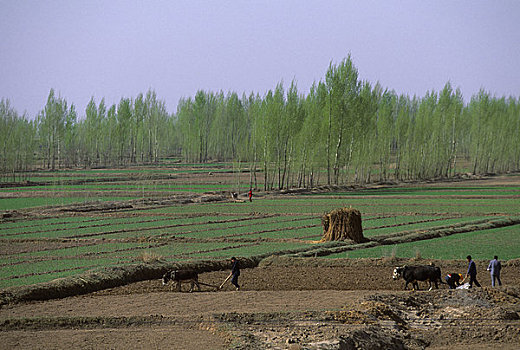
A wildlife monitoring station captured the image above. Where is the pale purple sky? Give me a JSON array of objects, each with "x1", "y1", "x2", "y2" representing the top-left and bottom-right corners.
[{"x1": 1, "y1": 1, "x2": 519, "y2": 119}]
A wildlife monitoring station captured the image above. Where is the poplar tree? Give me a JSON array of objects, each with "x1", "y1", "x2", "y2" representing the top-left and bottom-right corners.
[
  {"x1": 116, "y1": 98, "x2": 132, "y2": 165},
  {"x1": 325, "y1": 55, "x2": 361, "y2": 184},
  {"x1": 0, "y1": 99, "x2": 36, "y2": 180},
  {"x1": 37, "y1": 89, "x2": 68, "y2": 170}
]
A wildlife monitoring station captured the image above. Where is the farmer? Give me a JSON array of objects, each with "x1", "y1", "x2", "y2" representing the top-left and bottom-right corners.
[
  {"x1": 248, "y1": 189, "x2": 253, "y2": 202},
  {"x1": 445, "y1": 273, "x2": 464, "y2": 289},
  {"x1": 487, "y1": 255, "x2": 502, "y2": 287},
  {"x1": 228, "y1": 256, "x2": 240, "y2": 291},
  {"x1": 465, "y1": 255, "x2": 481, "y2": 288}
]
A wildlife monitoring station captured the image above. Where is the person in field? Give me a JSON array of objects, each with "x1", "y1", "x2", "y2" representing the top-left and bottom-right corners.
[
  {"x1": 465, "y1": 255, "x2": 481, "y2": 288},
  {"x1": 487, "y1": 255, "x2": 502, "y2": 287},
  {"x1": 220, "y1": 257, "x2": 241, "y2": 291},
  {"x1": 445, "y1": 273, "x2": 463, "y2": 289},
  {"x1": 229, "y1": 256, "x2": 240, "y2": 291},
  {"x1": 248, "y1": 189, "x2": 253, "y2": 202}
]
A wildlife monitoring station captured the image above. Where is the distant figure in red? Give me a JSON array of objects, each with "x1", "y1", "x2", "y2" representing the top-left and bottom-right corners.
[{"x1": 248, "y1": 189, "x2": 253, "y2": 202}]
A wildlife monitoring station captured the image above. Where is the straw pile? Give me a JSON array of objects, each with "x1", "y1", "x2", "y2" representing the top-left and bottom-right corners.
[{"x1": 320, "y1": 207, "x2": 366, "y2": 243}]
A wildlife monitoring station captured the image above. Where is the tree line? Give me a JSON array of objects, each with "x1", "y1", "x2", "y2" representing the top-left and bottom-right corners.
[{"x1": 1, "y1": 56, "x2": 519, "y2": 189}]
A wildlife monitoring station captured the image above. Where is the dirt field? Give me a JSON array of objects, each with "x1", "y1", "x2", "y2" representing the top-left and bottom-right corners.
[{"x1": 1, "y1": 258, "x2": 519, "y2": 349}]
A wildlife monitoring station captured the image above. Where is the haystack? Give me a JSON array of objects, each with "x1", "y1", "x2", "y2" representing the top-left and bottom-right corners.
[{"x1": 320, "y1": 207, "x2": 367, "y2": 243}]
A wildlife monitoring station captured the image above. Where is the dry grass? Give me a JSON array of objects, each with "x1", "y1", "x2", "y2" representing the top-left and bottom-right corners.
[{"x1": 320, "y1": 207, "x2": 366, "y2": 243}]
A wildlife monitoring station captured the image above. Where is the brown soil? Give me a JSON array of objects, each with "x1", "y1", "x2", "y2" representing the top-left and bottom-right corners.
[{"x1": 1, "y1": 258, "x2": 519, "y2": 349}]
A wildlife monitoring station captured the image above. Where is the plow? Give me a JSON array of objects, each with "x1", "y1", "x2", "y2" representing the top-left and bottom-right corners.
[
  {"x1": 199, "y1": 274, "x2": 231, "y2": 291},
  {"x1": 197, "y1": 281, "x2": 220, "y2": 290}
]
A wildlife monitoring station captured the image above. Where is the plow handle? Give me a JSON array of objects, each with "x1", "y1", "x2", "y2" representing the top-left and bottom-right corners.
[{"x1": 219, "y1": 274, "x2": 232, "y2": 289}]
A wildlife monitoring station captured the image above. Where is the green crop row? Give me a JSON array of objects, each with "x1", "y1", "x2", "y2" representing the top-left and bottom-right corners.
[
  {"x1": 177, "y1": 218, "x2": 319, "y2": 240},
  {"x1": 326, "y1": 186, "x2": 520, "y2": 196},
  {"x1": 0, "y1": 183, "x2": 248, "y2": 191},
  {"x1": 1, "y1": 214, "x2": 282, "y2": 239},
  {"x1": 0, "y1": 216, "x2": 104, "y2": 230},
  {"x1": 0, "y1": 214, "x2": 247, "y2": 233},
  {"x1": 13, "y1": 242, "x2": 151, "y2": 259},
  {"x1": 189, "y1": 241, "x2": 311, "y2": 259},
  {"x1": 326, "y1": 225, "x2": 520, "y2": 261},
  {"x1": 0, "y1": 217, "x2": 128, "y2": 235},
  {"x1": 0, "y1": 217, "x2": 183, "y2": 238},
  {"x1": 0, "y1": 257, "x2": 128, "y2": 288},
  {"x1": 140, "y1": 197, "x2": 519, "y2": 217},
  {"x1": 363, "y1": 216, "x2": 496, "y2": 237},
  {"x1": 0, "y1": 197, "x2": 133, "y2": 211},
  {"x1": 0, "y1": 268, "x2": 94, "y2": 289},
  {"x1": 146, "y1": 241, "x2": 246, "y2": 258}
]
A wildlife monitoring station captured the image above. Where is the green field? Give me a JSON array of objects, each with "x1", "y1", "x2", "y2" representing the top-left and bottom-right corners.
[
  {"x1": 1, "y1": 167, "x2": 519, "y2": 288},
  {"x1": 328, "y1": 226, "x2": 520, "y2": 260}
]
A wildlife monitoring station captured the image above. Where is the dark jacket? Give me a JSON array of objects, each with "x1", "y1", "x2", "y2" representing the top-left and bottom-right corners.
[
  {"x1": 232, "y1": 260, "x2": 240, "y2": 276},
  {"x1": 467, "y1": 260, "x2": 477, "y2": 277}
]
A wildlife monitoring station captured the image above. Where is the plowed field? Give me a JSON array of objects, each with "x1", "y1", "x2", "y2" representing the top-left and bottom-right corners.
[{"x1": 1, "y1": 259, "x2": 519, "y2": 349}]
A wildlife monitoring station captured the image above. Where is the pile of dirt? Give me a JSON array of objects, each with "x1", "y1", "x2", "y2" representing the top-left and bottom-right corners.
[
  {"x1": 333, "y1": 326, "x2": 421, "y2": 350},
  {"x1": 358, "y1": 288, "x2": 520, "y2": 349},
  {"x1": 215, "y1": 286, "x2": 520, "y2": 349}
]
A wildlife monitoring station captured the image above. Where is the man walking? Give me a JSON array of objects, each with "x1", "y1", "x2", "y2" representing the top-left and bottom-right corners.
[
  {"x1": 487, "y1": 255, "x2": 502, "y2": 287},
  {"x1": 230, "y1": 256, "x2": 240, "y2": 291},
  {"x1": 465, "y1": 255, "x2": 481, "y2": 288}
]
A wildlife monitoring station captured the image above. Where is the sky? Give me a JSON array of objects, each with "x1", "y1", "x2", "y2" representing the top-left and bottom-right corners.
[{"x1": 1, "y1": 1, "x2": 519, "y2": 119}]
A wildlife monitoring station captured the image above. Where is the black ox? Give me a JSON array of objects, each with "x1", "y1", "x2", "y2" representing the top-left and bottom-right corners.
[
  {"x1": 162, "y1": 269, "x2": 200, "y2": 292},
  {"x1": 392, "y1": 265, "x2": 442, "y2": 291}
]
